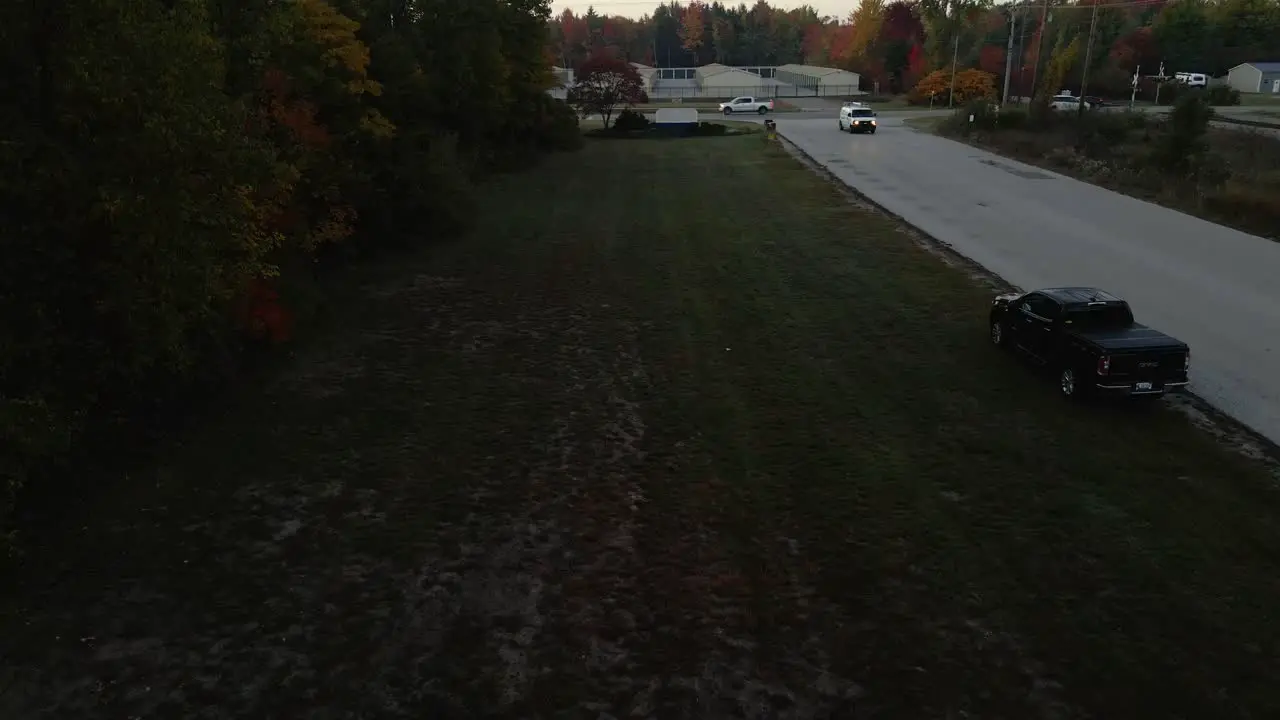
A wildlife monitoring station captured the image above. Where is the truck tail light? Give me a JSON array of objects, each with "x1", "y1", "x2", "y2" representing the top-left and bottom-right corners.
[
  {"x1": 1184, "y1": 350, "x2": 1190, "y2": 372},
  {"x1": 1097, "y1": 355, "x2": 1111, "y2": 375}
]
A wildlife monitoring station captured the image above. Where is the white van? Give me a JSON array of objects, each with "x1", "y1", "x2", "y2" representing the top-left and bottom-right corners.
[{"x1": 1174, "y1": 72, "x2": 1207, "y2": 87}]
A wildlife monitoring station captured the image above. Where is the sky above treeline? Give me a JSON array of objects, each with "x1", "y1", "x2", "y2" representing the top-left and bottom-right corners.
[{"x1": 550, "y1": 0, "x2": 855, "y2": 20}]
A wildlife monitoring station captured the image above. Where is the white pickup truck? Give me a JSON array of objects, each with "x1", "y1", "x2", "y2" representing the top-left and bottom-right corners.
[{"x1": 718, "y1": 96, "x2": 775, "y2": 114}]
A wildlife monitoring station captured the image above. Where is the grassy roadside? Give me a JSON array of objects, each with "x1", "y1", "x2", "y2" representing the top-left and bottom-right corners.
[
  {"x1": 901, "y1": 114, "x2": 946, "y2": 132},
  {"x1": 927, "y1": 109, "x2": 1280, "y2": 241},
  {"x1": 3, "y1": 134, "x2": 1280, "y2": 719},
  {"x1": 1238, "y1": 93, "x2": 1280, "y2": 106}
]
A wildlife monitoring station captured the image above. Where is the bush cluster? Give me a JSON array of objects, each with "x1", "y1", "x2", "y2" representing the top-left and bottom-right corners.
[
  {"x1": 613, "y1": 109, "x2": 652, "y2": 132},
  {"x1": 0, "y1": 0, "x2": 579, "y2": 555},
  {"x1": 1157, "y1": 83, "x2": 1242, "y2": 107}
]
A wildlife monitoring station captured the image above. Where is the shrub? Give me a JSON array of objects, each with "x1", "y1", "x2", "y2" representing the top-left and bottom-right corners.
[
  {"x1": 1153, "y1": 91, "x2": 1214, "y2": 172},
  {"x1": 691, "y1": 122, "x2": 728, "y2": 136},
  {"x1": 613, "y1": 109, "x2": 651, "y2": 133},
  {"x1": 999, "y1": 109, "x2": 1029, "y2": 130},
  {"x1": 1207, "y1": 85, "x2": 1241, "y2": 106},
  {"x1": 909, "y1": 68, "x2": 998, "y2": 106},
  {"x1": 1202, "y1": 183, "x2": 1280, "y2": 237},
  {"x1": 1071, "y1": 111, "x2": 1141, "y2": 154},
  {"x1": 532, "y1": 95, "x2": 584, "y2": 152},
  {"x1": 942, "y1": 101, "x2": 1028, "y2": 135},
  {"x1": 1154, "y1": 80, "x2": 1181, "y2": 105},
  {"x1": 1159, "y1": 83, "x2": 1238, "y2": 107}
]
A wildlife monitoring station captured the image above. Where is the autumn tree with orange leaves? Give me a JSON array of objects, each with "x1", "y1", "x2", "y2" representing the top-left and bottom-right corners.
[{"x1": 680, "y1": 1, "x2": 708, "y2": 57}]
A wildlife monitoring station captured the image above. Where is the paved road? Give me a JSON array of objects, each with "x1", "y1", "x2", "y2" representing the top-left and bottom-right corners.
[{"x1": 774, "y1": 113, "x2": 1280, "y2": 446}]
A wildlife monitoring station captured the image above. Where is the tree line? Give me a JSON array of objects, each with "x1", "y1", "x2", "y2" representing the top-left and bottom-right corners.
[
  {"x1": 553, "y1": 0, "x2": 1280, "y2": 97},
  {"x1": 0, "y1": 0, "x2": 580, "y2": 551}
]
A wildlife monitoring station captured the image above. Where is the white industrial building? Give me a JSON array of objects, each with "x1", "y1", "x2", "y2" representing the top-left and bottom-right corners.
[
  {"x1": 631, "y1": 62, "x2": 658, "y2": 95},
  {"x1": 775, "y1": 64, "x2": 861, "y2": 95},
  {"x1": 551, "y1": 66, "x2": 573, "y2": 88},
  {"x1": 696, "y1": 63, "x2": 766, "y2": 96}
]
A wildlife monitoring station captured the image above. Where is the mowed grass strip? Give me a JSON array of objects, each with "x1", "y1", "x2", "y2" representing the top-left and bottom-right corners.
[
  {"x1": 495, "y1": 137, "x2": 1280, "y2": 718},
  {"x1": 3, "y1": 133, "x2": 1279, "y2": 719}
]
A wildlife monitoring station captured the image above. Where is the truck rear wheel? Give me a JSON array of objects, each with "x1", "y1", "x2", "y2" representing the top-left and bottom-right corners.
[
  {"x1": 1059, "y1": 367, "x2": 1082, "y2": 399},
  {"x1": 758, "y1": 106, "x2": 768, "y2": 114}
]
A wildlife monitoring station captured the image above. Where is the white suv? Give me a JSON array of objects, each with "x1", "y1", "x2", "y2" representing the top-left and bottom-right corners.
[{"x1": 1049, "y1": 93, "x2": 1091, "y2": 111}]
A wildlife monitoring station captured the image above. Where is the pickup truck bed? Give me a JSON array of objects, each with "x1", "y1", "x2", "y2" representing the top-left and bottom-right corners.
[{"x1": 1074, "y1": 325, "x2": 1185, "y2": 351}]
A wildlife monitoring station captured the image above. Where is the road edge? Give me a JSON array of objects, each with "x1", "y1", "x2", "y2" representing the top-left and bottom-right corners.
[{"x1": 774, "y1": 126, "x2": 1280, "y2": 473}]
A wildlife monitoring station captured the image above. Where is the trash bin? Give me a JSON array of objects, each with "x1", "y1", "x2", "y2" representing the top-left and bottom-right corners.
[{"x1": 764, "y1": 118, "x2": 777, "y2": 140}]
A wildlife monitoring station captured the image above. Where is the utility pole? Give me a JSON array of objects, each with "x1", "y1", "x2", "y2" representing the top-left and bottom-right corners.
[
  {"x1": 948, "y1": 30, "x2": 960, "y2": 108},
  {"x1": 1002, "y1": 5, "x2": 1019, "y2": 104},
  {"x1": 1077, "y1": 0, "x2": 1099, "y2": 118},
  {"x1": 1028, "y1": 0, "x2": 1049, "y2": 100}
]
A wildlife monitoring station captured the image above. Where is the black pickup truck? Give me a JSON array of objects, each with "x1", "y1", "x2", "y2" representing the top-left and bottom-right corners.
[{"x1": 988, "y1": 287, "x2": 1191, "y2": 399}]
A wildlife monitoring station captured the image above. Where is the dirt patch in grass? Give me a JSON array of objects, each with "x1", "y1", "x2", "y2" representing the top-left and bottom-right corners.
[{"x1": 3, "y1": 136, "x2": 1280, "y2": 719}]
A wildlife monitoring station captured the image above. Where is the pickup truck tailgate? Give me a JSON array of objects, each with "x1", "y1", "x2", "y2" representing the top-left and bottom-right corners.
[{"x1": 1108, "y1": 349, "x2": 1187, "y2": 377}]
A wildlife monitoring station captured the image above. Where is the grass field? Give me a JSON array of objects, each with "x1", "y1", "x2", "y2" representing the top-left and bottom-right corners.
[
  {"x1": 3, "y1": 133, "x2": 1280, "y2": 719},
  {"x1": 1238, "y1": 92, "x2": 1280, "y2": 106}
]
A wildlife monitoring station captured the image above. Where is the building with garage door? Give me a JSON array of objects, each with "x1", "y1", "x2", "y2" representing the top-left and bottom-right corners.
[
  {"x1": 1224, "y1": 61, "x2": 1280, "y2": 94},
  {"x1": 775, "y1": 64, "x2": 862, "y2": 96},
  {"x1": 696, "y1": 63, "x2": 766, "y2": 97}
]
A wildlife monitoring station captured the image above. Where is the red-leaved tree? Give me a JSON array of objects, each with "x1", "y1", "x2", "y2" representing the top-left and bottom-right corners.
[
  {"x1": 979, "y1": 46, "x2": 1006, "y2": 77},
  {"x1": 1110, "y1": 27, "x2": 1160, "y2": 72},
  {"x1": 567, "y1": 56, "x2": 647, "y2": 128},
  {"x1": 902, "y1": 43, "x2": 928, "y2": 92}
]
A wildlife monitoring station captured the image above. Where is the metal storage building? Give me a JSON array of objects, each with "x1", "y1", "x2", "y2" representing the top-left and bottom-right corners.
[
  {"x1": 696, "y1": 63, "x2": 766, "y2": 96},
  {"x1": 631, "y1": 62, "x2": 657, "y2": 95},
  {"x1": 774, "y1": 64, "x2": 862, "y2": 95},
  {"x1": 1225, "y1": 62, "x2": 1280, "y2": 94}
]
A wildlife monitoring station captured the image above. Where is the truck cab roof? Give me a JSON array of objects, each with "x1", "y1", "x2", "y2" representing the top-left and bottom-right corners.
[{"x1": 1038, "y1": 287, "x2": 1125, "y2": 308}]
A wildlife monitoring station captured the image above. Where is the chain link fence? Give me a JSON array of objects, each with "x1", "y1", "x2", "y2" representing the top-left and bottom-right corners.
[
  {"x1": 549, "y1": 85, "x2": 865, "y2": 101},
  {"x1": 646, "y1": 84, "x2": 863, "y2": 99}
]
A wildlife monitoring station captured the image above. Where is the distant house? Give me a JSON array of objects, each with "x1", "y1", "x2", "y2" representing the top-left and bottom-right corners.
[{"x1": 1224, "y1": 62, "x2": 1280, "y2": 94}]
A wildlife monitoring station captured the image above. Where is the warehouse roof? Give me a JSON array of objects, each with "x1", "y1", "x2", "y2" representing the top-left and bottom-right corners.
[
  {"x1": 775, "y1": 64, "x2": 859, "y2": 78},
  {"x1": 696, "y1": 63, "x2": 764, "y2": 84}
]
